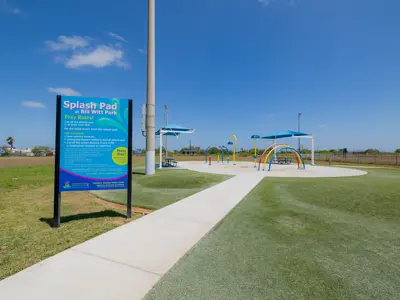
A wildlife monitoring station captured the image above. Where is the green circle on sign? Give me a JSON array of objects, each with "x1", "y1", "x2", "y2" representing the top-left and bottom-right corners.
[{"x1": 112, "y1": 147, "x2": 128, "y2": 165}]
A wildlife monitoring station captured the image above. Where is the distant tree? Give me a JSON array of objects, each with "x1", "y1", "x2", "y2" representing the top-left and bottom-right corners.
[
  {"x1": 365, "y1": 148, "x2": 380, "y2": 154},
  {"x1": 179, "y1": 147, "x2": 190, "y2": 154},
  {"x1": 395, "y1": 149, "x2": 400, "y2": 154},
  {"x1": 132, "y1": 148, "x2": 145, "y2": 155},
  {"x1": 208, "y1": 147, "x2": 219, "y2": 155},
  {"x1": 155, "y1": 147, "x2": 166, "y2": 155},
  {"x1": 6, "y1": 137, "x2": 15, "y2": 150},
  {"x1": 32, "y1": 146, "x2": 51, "y2": 155}
]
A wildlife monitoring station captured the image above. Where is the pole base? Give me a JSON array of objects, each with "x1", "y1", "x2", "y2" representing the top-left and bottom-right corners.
[{"x1": 145, "y1": 150, "x2": 155, "y2": 175}]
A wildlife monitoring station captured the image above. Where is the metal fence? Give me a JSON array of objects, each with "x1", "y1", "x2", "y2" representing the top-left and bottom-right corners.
[{"x1": 301, "y1": 153, "x2": 400, "y2": 166}]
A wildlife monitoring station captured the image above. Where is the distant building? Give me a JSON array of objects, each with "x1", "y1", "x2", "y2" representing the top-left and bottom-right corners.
[{"x1": 9, "y1": 148, "x2": 34, "y2": 156}]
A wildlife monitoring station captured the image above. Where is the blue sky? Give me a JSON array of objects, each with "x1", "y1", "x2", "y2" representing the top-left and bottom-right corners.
[{"x1": 1, "y1": 0, "x2": 400, "y2": 151}]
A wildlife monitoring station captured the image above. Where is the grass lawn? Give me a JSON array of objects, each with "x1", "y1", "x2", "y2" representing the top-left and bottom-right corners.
[
  {"x1": 93, "y1": 167, "x2": 231, "y2": 210},
  {"x1": 0, "y1": 163, "x2": 229, "y2": 280},
  {"x1": 0, "y1": 165, "x2": 140, "y2": 280},
  {"x1": 145, "y1": 168, "x2": 400, "y2": 300}
]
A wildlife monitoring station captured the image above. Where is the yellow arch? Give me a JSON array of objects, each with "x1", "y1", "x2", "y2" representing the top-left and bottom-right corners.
[
  {"x1": 229, "y1": 134, "x2": 237, "y2": 165},
  {"x1": 263, "y1": 144, "x2": 305, "y2": 170}
]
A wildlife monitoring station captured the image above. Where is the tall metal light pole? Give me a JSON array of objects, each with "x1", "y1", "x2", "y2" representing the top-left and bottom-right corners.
[
  {"x1": 298, "y1": 112, "x2": 302, "y2": 152},
  {"x1": 145, "y1": 0, "x2": 156, "y2": 175},
  {"x1": 164, "y1": 105, "x2": 168, "y2": 157}
]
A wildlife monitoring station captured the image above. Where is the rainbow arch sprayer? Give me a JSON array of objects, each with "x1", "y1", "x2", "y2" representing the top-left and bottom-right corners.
[
  {"x1": 227, "y1": 134, "x2": 237, "y2": 165},
  {"x1": 258, "y1": 144, "x2": 306, "y2": 171}
]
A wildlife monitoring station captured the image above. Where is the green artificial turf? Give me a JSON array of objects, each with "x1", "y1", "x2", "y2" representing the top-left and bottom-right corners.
[
  {"x1": 93, "y1": 168, "x2": 231, "y2": 210},
  {"x1": 145, "y1": 168, "x2": 400, "y2": 300}
]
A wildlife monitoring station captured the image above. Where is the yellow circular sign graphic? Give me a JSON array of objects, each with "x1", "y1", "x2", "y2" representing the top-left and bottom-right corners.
[{"x1": 112, "y1": 147, "x2": 128, "y2": 165}]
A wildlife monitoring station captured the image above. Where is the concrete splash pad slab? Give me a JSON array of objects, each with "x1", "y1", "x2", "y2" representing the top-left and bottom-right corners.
[{"x1": 178, "y1": 161, "x2": 367, "y2": 178}]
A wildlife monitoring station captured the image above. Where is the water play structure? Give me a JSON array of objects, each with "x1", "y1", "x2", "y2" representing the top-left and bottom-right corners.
[
  {"x1": 227, "y1": 134, "x2": 237, "y2": 165},
  {"x1": 218, "y1": 146, "x2": 228, "y2": 163},
  {"x1": 258, "y1": 144, "x2": 306, "y2": 171},
  {"x1": 251, "y1": 135, "x2": 260, "y2": 168},
  {"x1": 205, "y1": 146, "x2": 219, "y2": 164},
  {"x1": 250, "y1": 130, "x2": 315, "y2": 166},
  {"x1": 205, "y1": 145, "x2": 229, "y2": 165}
]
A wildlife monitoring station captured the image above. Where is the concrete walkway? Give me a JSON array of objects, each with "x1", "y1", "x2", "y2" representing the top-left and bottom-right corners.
[
  {"x1": 179, "y1": 161, "x2": 367, "y2": 177},
  {"x1": 0, "y1": 173, "x2": 264, "y2": 300}
]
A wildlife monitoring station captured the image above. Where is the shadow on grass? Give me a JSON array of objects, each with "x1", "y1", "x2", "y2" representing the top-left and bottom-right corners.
[
  {"x1": 132, "y1": 171, "x2": 145, "y2": 175},
  {"x1": 40, "y1": 210, "x2": 127, "y2": 227}
]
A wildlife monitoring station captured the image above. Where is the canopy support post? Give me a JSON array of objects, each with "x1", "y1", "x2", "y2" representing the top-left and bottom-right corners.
[
  {"x1": 311, "y1": 137, "x2": 315, "y2": 165},
  {"x1": 159, "y1": 131, "x2": 163, "y2": 169}
]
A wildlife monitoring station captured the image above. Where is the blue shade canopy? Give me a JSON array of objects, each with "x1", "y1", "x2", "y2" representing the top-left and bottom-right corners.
[
  {"x1": 261, "y1": 130, "x2": 311, "y2": 140},
  {"x1": 155, "y1": 124, "x2": 193, "y2": 136},
  {"x1": 251, "y1": 135, "x2": 261, "y2": 139}
]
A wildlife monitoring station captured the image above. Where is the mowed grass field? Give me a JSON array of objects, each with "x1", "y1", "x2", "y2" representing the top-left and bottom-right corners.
[
  {"x1": 146, "y1": 168, "x2": 400, "y2": 300},
  {"x1": 0, "y1": 158, "x2": 229, "y2": 280}
]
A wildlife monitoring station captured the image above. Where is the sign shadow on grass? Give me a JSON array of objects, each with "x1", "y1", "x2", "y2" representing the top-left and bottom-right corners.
[
  {"x1": 39, "y1": 210, "x2": 126, "y2": 227},
  {"x1": 132, "y1": 171, "x2": 145, "y2": 175}
]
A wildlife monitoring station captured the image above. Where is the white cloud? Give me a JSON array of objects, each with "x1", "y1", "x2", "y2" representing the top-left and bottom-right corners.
[
  {"x1": 108, "y1": 32, "x2": 128, "y2": 43},
  {"x1": 258, "y1": 0, "x2": 294, "y2": 6},
  {"x1": 45, "y1": 35, "x2": 90, "y2": 51},
  {"x1": 318, "y1": 124, "x2": 328, "y2": 128},
  {"x1": 44, "y1": 35, "x2": 130, "y2": 70},
  {"x1": 258, "y1": 0, "x2": 271, "y2": 5},
  {"x1": 47, "y1": 87, "x2": 82, "y2": 96},
  {"x1": 1, "y1": 0, "x2": 21, "y2": 14},
  {"x1": 138, "y1": 48, "x2": 147, "y2": 55},
  {"x1": 65, "y1": 45, "x2": 130, "y2": 69},
  {"x1": 21, "y1": 101, "x2": 46, "y2": 108},
  {"x1": 11, "y1": 7, "x2": 20, "y2": 14}
]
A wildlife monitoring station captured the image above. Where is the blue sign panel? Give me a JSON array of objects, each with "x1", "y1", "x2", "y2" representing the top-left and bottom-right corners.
[{"x1": 59, "y1": 96, "x2": 129, "y2": 192}]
